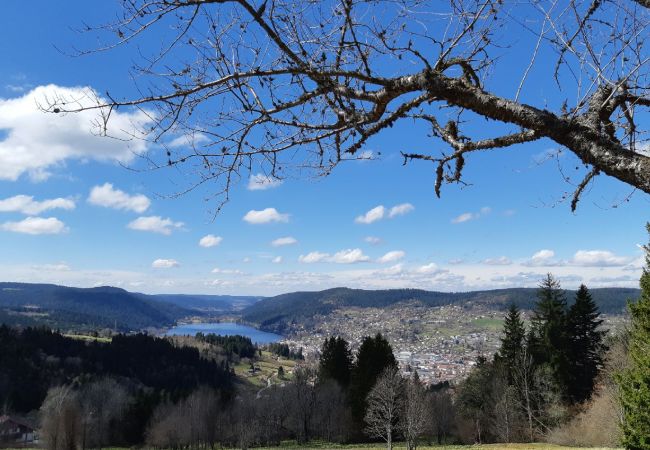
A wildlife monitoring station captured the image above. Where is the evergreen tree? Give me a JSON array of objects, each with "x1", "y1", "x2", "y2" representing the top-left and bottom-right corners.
[
  {"x1": 318, "y1": 336, "x2": 353, "y2": 388},
  {"x1": 530, "y1": 273, "x2": 570, "y2": 396},
  {"x1": 498, "y1": 304, "x2": 526, "y2": 383},
  {"x1": 566, "y1": 284, "x2": 606, "y2": 404},
  {"x1": 349, "y1": 333, "x2": 397, "y2": 428},
  {"x1": 618, "y1": 224, "x2": 650, "y2": 449}
]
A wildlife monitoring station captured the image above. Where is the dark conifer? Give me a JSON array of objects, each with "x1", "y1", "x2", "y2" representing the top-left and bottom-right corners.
[
  {"x1": 566, "y1": 284, "x2": 606, "y2": 403},
  {"x1": 618, "y1": 224, "x2": 650, "y2": 449},
  {"x1": 349, "y1": 333, "x2": 397, "y2": 427},
  {"x1": 530, "y1": 274, "x2": 570, "y2": 397},
  {"x1": 498, "y1": 304, "x2": 526, "y2": 383},
  {"x1": 318, "y1": 336, "x2": 353, "y2": 387}
]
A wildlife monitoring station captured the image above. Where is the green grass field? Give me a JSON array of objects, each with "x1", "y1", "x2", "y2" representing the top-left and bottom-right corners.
[
  {"x1": 256, "y1": 444, "x2": 619, "y2": 450},
  {"x1": 4, "y1": 444, "x2": 620, "y2": 450},
  {"x1": 233, "y1": 350, "x2": 298, "y2": 388}
]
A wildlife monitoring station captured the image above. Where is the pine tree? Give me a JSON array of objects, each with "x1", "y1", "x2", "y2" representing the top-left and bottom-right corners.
[
  {"x1": 618, "y1": 224, "x2": 650, "y2": 449},
  {"x1": 318, "y1": 336, "x2": 353, "y2": 388},
  {"x1": 349, "y1": 333, "x2": 397, "y2": 428},
  {"x1": 566, "y1": 284, "x2": 606, "y2": 404},
  {"x1": 530, "y1": 273, "x2": 570, "y2": 395},
  {"x1": 498, "y1": 304, "x2": 526, "y2": 383}
]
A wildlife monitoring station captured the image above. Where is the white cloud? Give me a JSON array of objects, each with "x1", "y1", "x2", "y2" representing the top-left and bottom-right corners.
[
  {"x1": 355, "y1": 205, "x2": 385, "y2": 224},
  {"x1": 127, "y1": 216, "x2": 184, "y2": 235},
  {"x1": 524, "y1": 249, "x2": 558, "y2": 266},
  {"x1": 451, "y1": 206, "x2": 491, "y2": 224},
  {"x1": 211, "y1": 267, "x2": 245, "y2": 275},
  {"x1": 356, "y1": 203, "x2": 415, "y2": 224},
  {"x1": 199, "y1": 234, "x2": 223, "y2": 248},
  {"x1": 377, "y1": 250, "x2": 406, "y2": 264},
  {"x1": 571, "y1": 250, "x2": 630, "y2": 267},
  {"x1": 167, "y1": 133, "x2": 210, "y2": 149},
  {"x1": 271, "y1": 236, "x2": 298, "y2": 247},
  {"x1": 330, "y1": 248, "x2": 371, "y2": 264},
  {"x1": 247, "y1": 174, "x2": 283, "y2": 191},
  {"x1": 451, "y1": 212, "x2": 477, "y2": 224},
  {"x1": 88, "y1": 183, "x2": 150, "y2": 213},
  {"x1": 0, "y1": 195, "x2": 75, "y2": 215},
  {"x1": 364, "y1": 236, "x2": 382, "y2": 245},
  {"x1": 416, "y1": 262, "x2": 443, "y2": 274},
  {"x1": 243, "y1": 208, "x2": 289, "y2": 224},
  {"x1": 299, "y1": 251, "x2": 330, "y2": 263},
  {"x1": 152, "y1": 259, "x2": 179, "y2": 269},
  {"x1": 482, "y1": 256, "x2": 513, "y2": 266},
  {"x1": 388, "y1": 203, "x2": 414, "y2": 218},
  {"x1": 272, "y1": 256, "x2": 283, "y2": 264},
  {"x1": 32, "y1": 263, "x2": 71, "y2": 271},
  {"x1": 1, "y1": 216, "x2": 68, "y2": 234},
  {"x1": 0, "y1": 85, "x2": 151, "y2": 181}
]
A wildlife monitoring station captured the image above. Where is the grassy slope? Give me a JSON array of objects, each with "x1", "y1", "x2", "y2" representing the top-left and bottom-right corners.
[{"x1": 233, "y1": 350, "x2": 298, "y2": 388}]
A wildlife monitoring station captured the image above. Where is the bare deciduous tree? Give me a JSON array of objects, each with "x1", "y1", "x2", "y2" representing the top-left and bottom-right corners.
[
  {"x1": 40, "y1": 386, "x2": 80, "y2": 450},
  {"x1": 365, "y1": 367, "x2": 405, "y2": 450},
  {"x1": 429, "y1": 389, "x2": 455, "y2": 444},
  {"x1": 401, "y1": 374, "x2": 429, "y2": 450},
  {"x1": 80, "y1": 378, "x2": 129, "y2": 450},
  {"x1": 46, "y1": 0, "x2": 650, "y2": 211}
]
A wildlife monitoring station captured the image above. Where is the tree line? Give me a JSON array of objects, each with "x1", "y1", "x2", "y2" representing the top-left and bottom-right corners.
[{"x1": 454, "y1": 276, "x2": 607, "y2": 443}]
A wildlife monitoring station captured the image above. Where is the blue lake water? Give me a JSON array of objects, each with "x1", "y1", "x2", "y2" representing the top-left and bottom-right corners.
[{"x1": 165, "y1": 322, "x2": 282, "y2": 344}]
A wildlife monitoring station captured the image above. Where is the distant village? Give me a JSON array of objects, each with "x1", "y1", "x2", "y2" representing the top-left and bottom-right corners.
[{"x1": 279, "y1": 303, "x2": 625, "y2": 385}]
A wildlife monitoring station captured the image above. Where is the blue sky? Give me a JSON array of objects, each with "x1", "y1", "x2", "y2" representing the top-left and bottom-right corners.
[{"x1": 0, "y1": 1, "x2": 647, "y2": 295}]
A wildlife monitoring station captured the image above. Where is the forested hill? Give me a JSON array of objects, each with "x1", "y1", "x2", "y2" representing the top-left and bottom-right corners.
[
  {"x1": 242, "y1": 286, "x2": 639, "y2": 331},
  {"x1": 0, "y1": 282, "x2": 194, "y2": 331},
  {"x1": 0, "y1": 283, "x2": 265, "y2": 331}
]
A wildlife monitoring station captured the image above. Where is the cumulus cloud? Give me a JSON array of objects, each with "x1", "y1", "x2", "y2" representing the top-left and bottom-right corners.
[
  {"x1": 1, "y1": 216, "x2": 68, "y2": 234},
  {"x1": 299, "y1": 251, "x2": 329, "y2": 263},
  {"x1": 388, "y1": 203, "x2": 414, "y2": 218},
  {"x1": 377, "y1": 250, "x2": 406, "y2": 264},
  {"x1": 364, "y1": 236, "x2": 382, "y2": 245},
  {"x1": 355, "y1": 205, "x2": 385, "y2": 224},
  {"x1": 247, "y1": 174, "x2": 283, "y2": 191},
  {"x1": 272, "y1": 256, "x2": 283, "y2": 264},
  {"x1": 167, "y1": 133, "x2": 210, "y2": 149},
  {"x1": 416, "y1": 262, "x2": 443, "y2": 274},
  {"x1": 355, "y1": 203, "x2": 415, "y2": 224},
  {"x1": 88, "y1": 183, "x2": 150, "y2": 213},
  {"x1": 330, "y1": 248, "x2": 371, "y2": 264},
  {"x1": 271, "y1": 236, "x2": 298, "y2": 247},
  {"x1": 0, "y1": 195, "x2": 75, "y2": 215},
  {"x1": 451, "y1": 206, "x2": 491, "y2": 224},
  {"x1": 571, "y1": 250, "x2": 630, "y2": 267},
  {"x1": 152, "y1": 259, "x2": 179, "y2": 269},
  {"x1": 482, "y1": 256, "x2": 512, "y2": 266},
  {"x1": 127, "y1": 216, "x2": 184, "y2": 235},
  {"x1": 199, "y1": 234, "x2": 223, "y2": 248},
  {"x1": 0, "y1": 85, "x2": 151, "y2": 181},
  {"x1": 243, "y1": 208, "x2": 289, "y2": 224},
  {"x1": 524, "y1": 249, "x2": 559, "y2": 266}
]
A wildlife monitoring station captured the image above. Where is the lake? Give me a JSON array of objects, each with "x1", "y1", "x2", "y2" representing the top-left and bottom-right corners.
[{"x1": 165, "y1": 322, "x2": 283, "y2": 344}]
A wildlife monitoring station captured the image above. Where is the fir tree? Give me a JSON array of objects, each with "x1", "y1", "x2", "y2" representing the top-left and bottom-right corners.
[
  {"x1": 618, "y1": 224, "x2": 650, "y2": 449},
  {"x1": 566, "y1": 284, "x2": 606, "y2": 404},
  {"x1": 318, "y1": 336, "x2": 353, "y2": 387},
  {"x1": 498, "y1": 304, "x2": 526, "y2": 383},
  {"x1": 530, "y1": 273, "x2": 570, "y2": 395},
  {"x1": 349, "y1": 333, "x2": 397, "y2": 428}
]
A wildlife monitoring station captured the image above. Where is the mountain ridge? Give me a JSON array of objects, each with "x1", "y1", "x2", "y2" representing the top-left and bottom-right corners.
[{"x1": 242, "y1": 286, "x2": 638, "y2": 333}]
